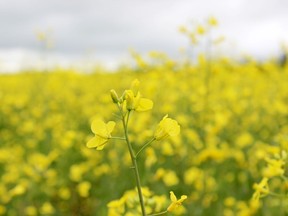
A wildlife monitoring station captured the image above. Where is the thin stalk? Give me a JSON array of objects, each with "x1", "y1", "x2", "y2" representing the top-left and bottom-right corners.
[
  {"x1": 112, "y1": 113, "x2": 122, "y2": 120},
  {"x1": 269, "y1": 192, "x2": 287, "y2": 198},
  {"x1": 122, "y1": 110, "x2": 146, "y2": 216},
  {"x1": 110, "y1": 136, "x2": 126, "y2": 140},
  {"x1": 147, "y1": 210, "x2": 168, "y2": 216},
  {"x1": 136, "y1": 138, "x2": 156, "y2": 158}
]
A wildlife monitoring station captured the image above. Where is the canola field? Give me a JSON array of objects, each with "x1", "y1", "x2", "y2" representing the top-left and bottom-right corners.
[{"x1": 0, "y1": 56, "x2": 288, "y2": 216}]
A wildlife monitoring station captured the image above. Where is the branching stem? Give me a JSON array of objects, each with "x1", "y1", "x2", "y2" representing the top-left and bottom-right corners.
[
  {"x1": 119, "y1": 108, "x2": 146, "y2": 216},
  {"x1": 110, "y1": 136, "x2": 126, "y2": 140},
  {"x1": 136, "y1": 138, "x2": 156, "y2": 158},
  {"x1": 147, "y1": 210, "x2": 168, "y2": 216}
]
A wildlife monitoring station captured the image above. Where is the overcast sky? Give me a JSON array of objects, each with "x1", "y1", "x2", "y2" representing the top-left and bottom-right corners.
[{"x1": 0, "y1": 0, "x2": 287, "y2": 72}]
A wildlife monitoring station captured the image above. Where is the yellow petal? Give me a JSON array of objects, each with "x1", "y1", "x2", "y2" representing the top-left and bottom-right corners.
[
  {"x1": 136, "y1": 98, "x2": 153, "y2": 111},
  {"x1": 96, "y1": 144, "x2": 106, "y2": 150},
  {"x1": 125, "y1": 90, "x2": 135, "y2": 110},
  {"x1": 170, "y1": 191, "x2": 177, "y2": 202},
  {"x1": 131, "y1": 79, "x2": 140, "y2": 94},
  {"x1": 169, "y1": 122, "x2": 180, "y2": 136},
  {"x1": 91, "y1": 119, "x2": 107, "y2": 137},
  {"x1": 179, "y1": 195, "x2": 187, "y2": 202},
  {"x1": 86, "y1": 136, "x2": 107, "y2": 149},
  {"x1": 162, "y1": 114, "x2": 169, "y2": 119},
  {"x1": 167, "y1": 203, "x2": 176, "y2": 212},
  {"x1": 106, "y1": 121, "x2": 116, "y2": 134}
]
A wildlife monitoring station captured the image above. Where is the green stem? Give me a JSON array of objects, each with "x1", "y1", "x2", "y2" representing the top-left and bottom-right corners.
[
  {"x1": 110, "y1": 136, "x2": 126, "y2": 140},
  {"x1": 121, "y1": 110, "x2": 146, "y2": 216},
  {"x1": 112, "y1": 113, "x2": 122, "y2": 120},
  {"x1": 269, "y1": 192, "x2": 287, "y2": 198},
  {"x1": 136, "y1": 138, "x2": 156, "y2": 158},
  {"x1": 147, "y1": 210, "x2": 168, "y2": 216}
]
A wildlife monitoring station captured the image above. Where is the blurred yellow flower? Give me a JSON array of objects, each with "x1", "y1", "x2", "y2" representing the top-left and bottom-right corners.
[
  {"x1": 107, "y1": 197, "x2": 126, "y2": 216},
  {"x1": 262, "y1": 158, "x2": 285, "y2": 178},
  {"x1": 25, "y1": 206, "x2": 37, "y2": 216},
  {"x1": 196, "y1": 25, "x2": 206, "y2": 35},
  {"x1": 130, "y1": 79, "x2": 140, "y2": 94},
  {"x1": 154, "y1": 115, "x2": 180, "y2": 140},
  {"x1": 167, "y1": 191, "x2": 187, "y2": 212},
  {"x1": 36, "y1": 31, "x2": 47, "y2": 42},
  {"x1": 0, "y1": 205, "x2": 6, "y2": 215},
  {"x1": 9, "y1": 184, "x2": 26, "y2": 197},
  {"x1": 40, "y1": 202, "x2": 55, "y2": 215},
  {"x1": 86, "y1": 119, "x2": 116, "y2": 150},
  {"x1": 252, "y1": 178, "x2": 269, "y2": 202},
  {"x1": 58, "y1": 187, "x2": 71, "y2": 200},
  {"x1": 208, "y1": 16, "x2": 218, "y2": 26},
  {"x1": 178, "y1": 25, "x2": 188, "y2": 33},
  {"x1": 77, "y1": 181, "x2": 91, "y2": 198}
]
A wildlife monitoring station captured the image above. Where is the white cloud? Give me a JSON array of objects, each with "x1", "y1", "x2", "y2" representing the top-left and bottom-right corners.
[{"x1": 0, "y1": 0, "x2": 287, "y2": 72}]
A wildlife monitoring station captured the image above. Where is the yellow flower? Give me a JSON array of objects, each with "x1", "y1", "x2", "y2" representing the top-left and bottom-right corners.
[
  {"x1": 196, "y1": 25, "x2": 206, "y2": 35},
  {"x1": 40, "y1": 202, "x2": 55, "y2": 215},
  {"x1": 262, "y1": 158, "x2": 285, "y2": 178},
  {"x1": 58, "y1": 187, "x2": 71, "y2": 200},
  {"x1": 121, "y1": 79, "x2": 153, "y2": 112},
  {"x1": 77, "y1": 181, "x2": 91, "y2": 198},
  {"x1": 208, "y1": 16, "x2": 218, "y2": 26},
  {"x1": 125, "y1": 89, "x2": 153, "y2": 112},
  {"x1": 252, "y1": 178, "x2": 269, "y2": 202},
  {"x1": 167, "y1": 191, "x2": 187, "y2": 212},
  {"x1": 86, "y1": 119, "x2": 116, "y2": 150},
  {"x1": 36, "y1": 31, "x2": 47, "y2": 42},
  {"x1": 154, "y1": 115, "x2": 180, "y2": 140},
  {"x1": 9, "y1": 184, "x2": 26, "y2": 197},
  {"x1": 107, "y1": 197, "x2": 126, "y2": 216},
  {"x1": 25, "y1": 206, "x2": 37, "y2": 216},
  {"x1": 178, "y1": 26, "x2": 187, "y2": 33}
]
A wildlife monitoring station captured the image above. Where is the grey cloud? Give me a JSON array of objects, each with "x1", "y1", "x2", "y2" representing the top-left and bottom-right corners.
[{"x1": 0, "y1": 0, "x2": 287, "y2": 61}]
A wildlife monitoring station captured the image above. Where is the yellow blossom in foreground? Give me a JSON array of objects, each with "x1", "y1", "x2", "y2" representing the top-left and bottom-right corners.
[
  {"x1": 86, "y1": 119, "x2": 116, "y2": 150},
  {"x1": 154, "y1": 115, "x2": 180, "y2": 140},
  {"x1": 125, "y1": 90, "x2": 153, "y2": 112},
  {"x1": 252, "y1": 178, "x2": 269, "y2": 202},
  {"x1": 167, "y1": 191, "x2": 187, "y2": 212}
]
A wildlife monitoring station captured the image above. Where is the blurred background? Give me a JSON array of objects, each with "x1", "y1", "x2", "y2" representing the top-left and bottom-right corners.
[
  {"x1": 1, "y1": 1, "x2": 288, "y2": 216},
  {"x1": 0, "y1": 0, "x2": 287, "y2": 72}
]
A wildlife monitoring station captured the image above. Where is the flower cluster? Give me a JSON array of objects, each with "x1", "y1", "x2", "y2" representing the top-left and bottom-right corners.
[{"x1": 86, "y1": 79, "x2": 185, "y2": 215}]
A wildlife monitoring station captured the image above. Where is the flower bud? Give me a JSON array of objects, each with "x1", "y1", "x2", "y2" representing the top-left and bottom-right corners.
[
  {"x1": 110, "y1": 89, "x2": 119, "y2": 103},
  {"x1": 125, "y1": 90, "x2": 134, "y2": 110}
]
